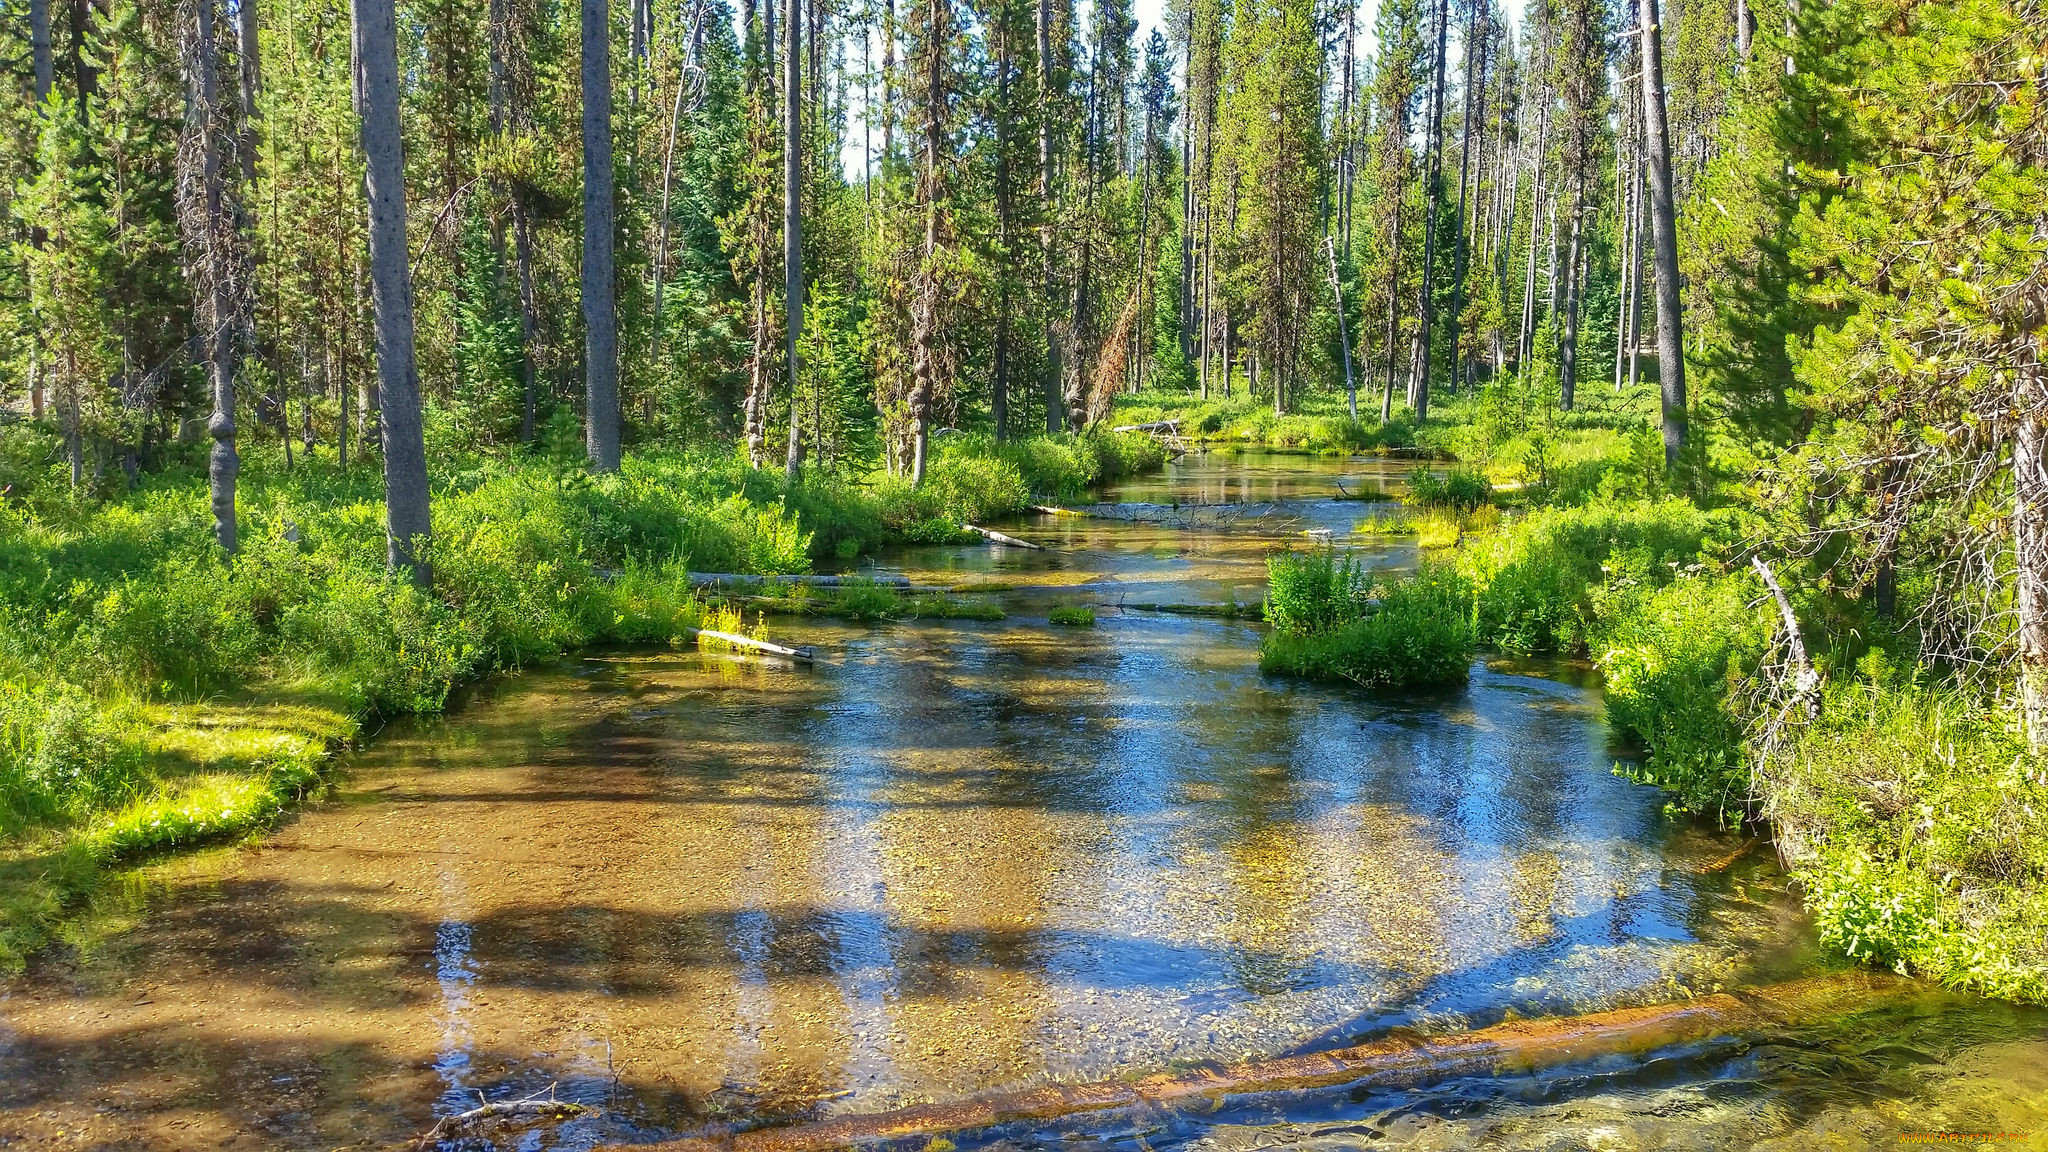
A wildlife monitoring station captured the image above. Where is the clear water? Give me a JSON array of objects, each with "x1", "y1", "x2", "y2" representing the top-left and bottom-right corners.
[{"x1": 1, "y1": 452, "x2": 2041, "y2": 1151}]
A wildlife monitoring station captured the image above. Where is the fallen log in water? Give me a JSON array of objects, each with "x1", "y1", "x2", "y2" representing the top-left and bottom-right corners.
[
  {"x1": 1112, "y1": 419, "x2": 1181, "y2": 434},
  {"x1": 1030, "y1": 504, "x2": 1089, "y2": 517},
  {"x1": 686, "y1": 628, "x2": 815, "y2": 663},
  {"x1": 606, "y1": 972, "x2": 1912, "y2": 1152},
  {"x1": 1119, "y1": 601, "x2": 1265, "y2": 620},
  {"x1": 962, "y1": 524, "x2": 1046, "y2": 550}
]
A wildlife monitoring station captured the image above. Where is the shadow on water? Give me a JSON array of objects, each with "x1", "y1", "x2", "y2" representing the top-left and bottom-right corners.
[{"x1": 1, "y1": 451, "x2": 2042, "y2": 1151}]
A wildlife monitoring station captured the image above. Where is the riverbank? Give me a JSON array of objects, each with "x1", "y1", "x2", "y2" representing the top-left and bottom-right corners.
[
  {"x1": 1106, "y1": 378, "x2": 1657, "y2": 481},
  {"x1": 1260, "y1": 483, "x2": 2048, "y2": 1001},
  {"x1": 0, "y1": 431, "x2": 1166, "y2": 967}
]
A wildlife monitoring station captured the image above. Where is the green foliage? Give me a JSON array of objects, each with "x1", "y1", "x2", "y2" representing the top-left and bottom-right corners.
[
  {"x1": 1260, "y1": 563, "x2": 1476, "y2": 688},
  {"x1": 1593, "y1": 572, "x2": 1764, "y2": 815},
  {"x1": 1764, "y1": 683, "x2": 2048, "y2": 1000},
  {"x1": 1462, "y1": 500, "x2": 1722, "y2": 655},
  {"x1": 1407, "y1": 465, "x2": 1492, "y2": 511},
  {"x1": 1048, "y1": 605, "x2": 1096, "y2": 626},
  {"x1": 1264, "y1": 548, "x2": 1367, "y2": 636}
]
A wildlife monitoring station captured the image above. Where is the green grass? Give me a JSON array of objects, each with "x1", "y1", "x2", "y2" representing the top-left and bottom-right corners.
[
  {"x1": 1260, "y1": 559, "x2": 1476, "y2": 688},
  {"x1": 1048, "y1": 605, "x2": 1096, "y2": 626}
]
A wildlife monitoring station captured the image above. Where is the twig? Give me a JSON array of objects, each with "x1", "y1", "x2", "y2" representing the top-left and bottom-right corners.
[{"x1": 414, "y1": 1083, "x2": 587, "y2": 1150}]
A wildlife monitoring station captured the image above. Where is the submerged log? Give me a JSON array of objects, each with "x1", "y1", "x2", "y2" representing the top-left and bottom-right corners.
[
  {"x1": 1119, "y1": 602, "x2": 1265, "y2": 619},
  {"x1": 686, "y1": 627, "x2": 815, "y2": 662},
  {"x1": 1030, "y1": 504, "x2": 1088, "y2": 517},
  {"x1": 608, "y1": 972, "x2": 1912, "y2": 1152},
  {"x1": 962, "y1": 524, "x2": 1046, "y2": 550}
]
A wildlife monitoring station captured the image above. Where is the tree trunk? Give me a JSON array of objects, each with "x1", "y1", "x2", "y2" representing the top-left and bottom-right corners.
[
  {"x1": 30, "y1": 0, "x2": 52, "y2": 102},
  {"x1": 992, "y1": 14, "x2": 1013, "y2": 438},
  {"x1": 1037, "y1": 0, "x2": 1060, "y2": 433},
  {"x1": 354, "y1": 0, "x2": 432, "y2": 582},
  {"x1": 29, "y1": 0, "x2": 50, "y2": 425},
  {"x1": 1381, "y1": 192, "x2": 1404, "y2": 423},
  {"x1": 191, "y1": 0, "x2": 239, "y2": 553},
  {"x1": 783, "y1": 0, "x2": 804, "y2": 479},
  {"x1": 237, "y1": 0, "x2": 259, "y2": 184},
  {"x1": 1558, "y1": 194, "x2": 1584, "y2": 410},
  {"x1": 1447, "y1": 7, "x2": 1479, "y2": 395},
  {"x1": 1517, "y1": 102, "x2": 1548, "y2": 370},
  {"x1": 1408, "y1": 0, "x2": 1450, "y2": 421},
  {"x1": 1636, "y1": 0, "x2": 1686, "y2": 465},
  {"x1": 2017, "y1": 365, "x2": 2048, "y2": 752},
  {"x1": 583, "y1": 0, "x2": 622, "y2": 471}
]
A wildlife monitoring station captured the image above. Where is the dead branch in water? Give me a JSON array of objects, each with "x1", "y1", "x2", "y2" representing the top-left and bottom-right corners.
[
  {"x1": 687, "y1": 627, "x2": 815, "y2": 662},
  {"x1": 962, "y1": 524, "x2": 1046, "y2": 550},
  {"x1": 415, "y1": 1085, "x2": 587, "y2": 1150}
]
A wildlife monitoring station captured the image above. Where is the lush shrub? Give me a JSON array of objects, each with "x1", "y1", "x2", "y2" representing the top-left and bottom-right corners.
[
  {"x1": 1463, "y1": 500, "x2": 1722, "y2": 655},
  {"x1": 1762, "y1": 682, "x2": 2048, "y2": 999},
  {"x1": 925, "y1": 453, "x2": 1032, "y2": 522},
  {"x1": 1408, "y1": 465, "x2": 1492, "y2": 511},
  {"x1": 1592, "y1": 572, "x2": 1763, "y2": 815},
  {"x1": 1264, "y1": 548, "x2": 1367, "y2": 636},
  {"x1": 1261, "y1": 564, "x2": 1475, "y2": 688}
]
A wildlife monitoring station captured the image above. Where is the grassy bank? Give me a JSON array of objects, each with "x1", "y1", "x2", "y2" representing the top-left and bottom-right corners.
[
  {"x1": 1259, "y1": 442, "x2": 2048, "y2": 999},
  {"x1": 0, "y1": 428, "x2": 1163, "y2": 967}
]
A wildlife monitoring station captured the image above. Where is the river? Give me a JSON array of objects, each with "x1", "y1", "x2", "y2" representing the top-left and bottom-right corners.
[{"x1": 3, "y1": 451, "x2": 2045, "y2": 1150}]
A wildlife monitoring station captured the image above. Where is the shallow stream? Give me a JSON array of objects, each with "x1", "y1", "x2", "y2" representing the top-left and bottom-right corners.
[{"x1": 3, "y1": 452, "x2": 2045, "y2": 1150}]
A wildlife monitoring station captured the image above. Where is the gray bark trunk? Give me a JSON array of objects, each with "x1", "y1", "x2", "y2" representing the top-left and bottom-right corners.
[
  {"x1": 1636, "y1": 0, "x2": 1687, "y2": 465},
  {"x1": 354, "y1": 0, "x2": 433, "y2": 582},
  {"x1": 583, "y1": 0, "x2": 622, "y2": 470},
  {"x1": 192, "y1": 0, "x2": 239, "y2": 553},
  {"x1": 1558, "y1": 195, "x2": 1584, "y2": 410},
  {"x1": 237, "y1": 0, "x2": 259, "y2": 184},
  {"x1": 784, "y1": 0, "x2": 804, "y2": 478},
  {"x1": 30, "y1": 0, "x2": 52, "y2": 102}
]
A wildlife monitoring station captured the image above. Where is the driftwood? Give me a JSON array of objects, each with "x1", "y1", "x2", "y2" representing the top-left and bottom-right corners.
[
  {"x1": 416, "y1": 1088, "x2": 587, "y2": 1150},
  {"x1": 1030, "y1": 504, "x2": 1088, "y2": 517},
  {"x1": 687, "y1": 627, "x2": 815, "y2": 662},
  {"x1": 1111, "y1": 419, "x2": 1181, "y2": 434},
  {"x1": 610, "y1": 972, "x2": 1909, "y2": 1152},
  {"x1": 962, "y1": 524, "x2": 1046, "y2": 550}
]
